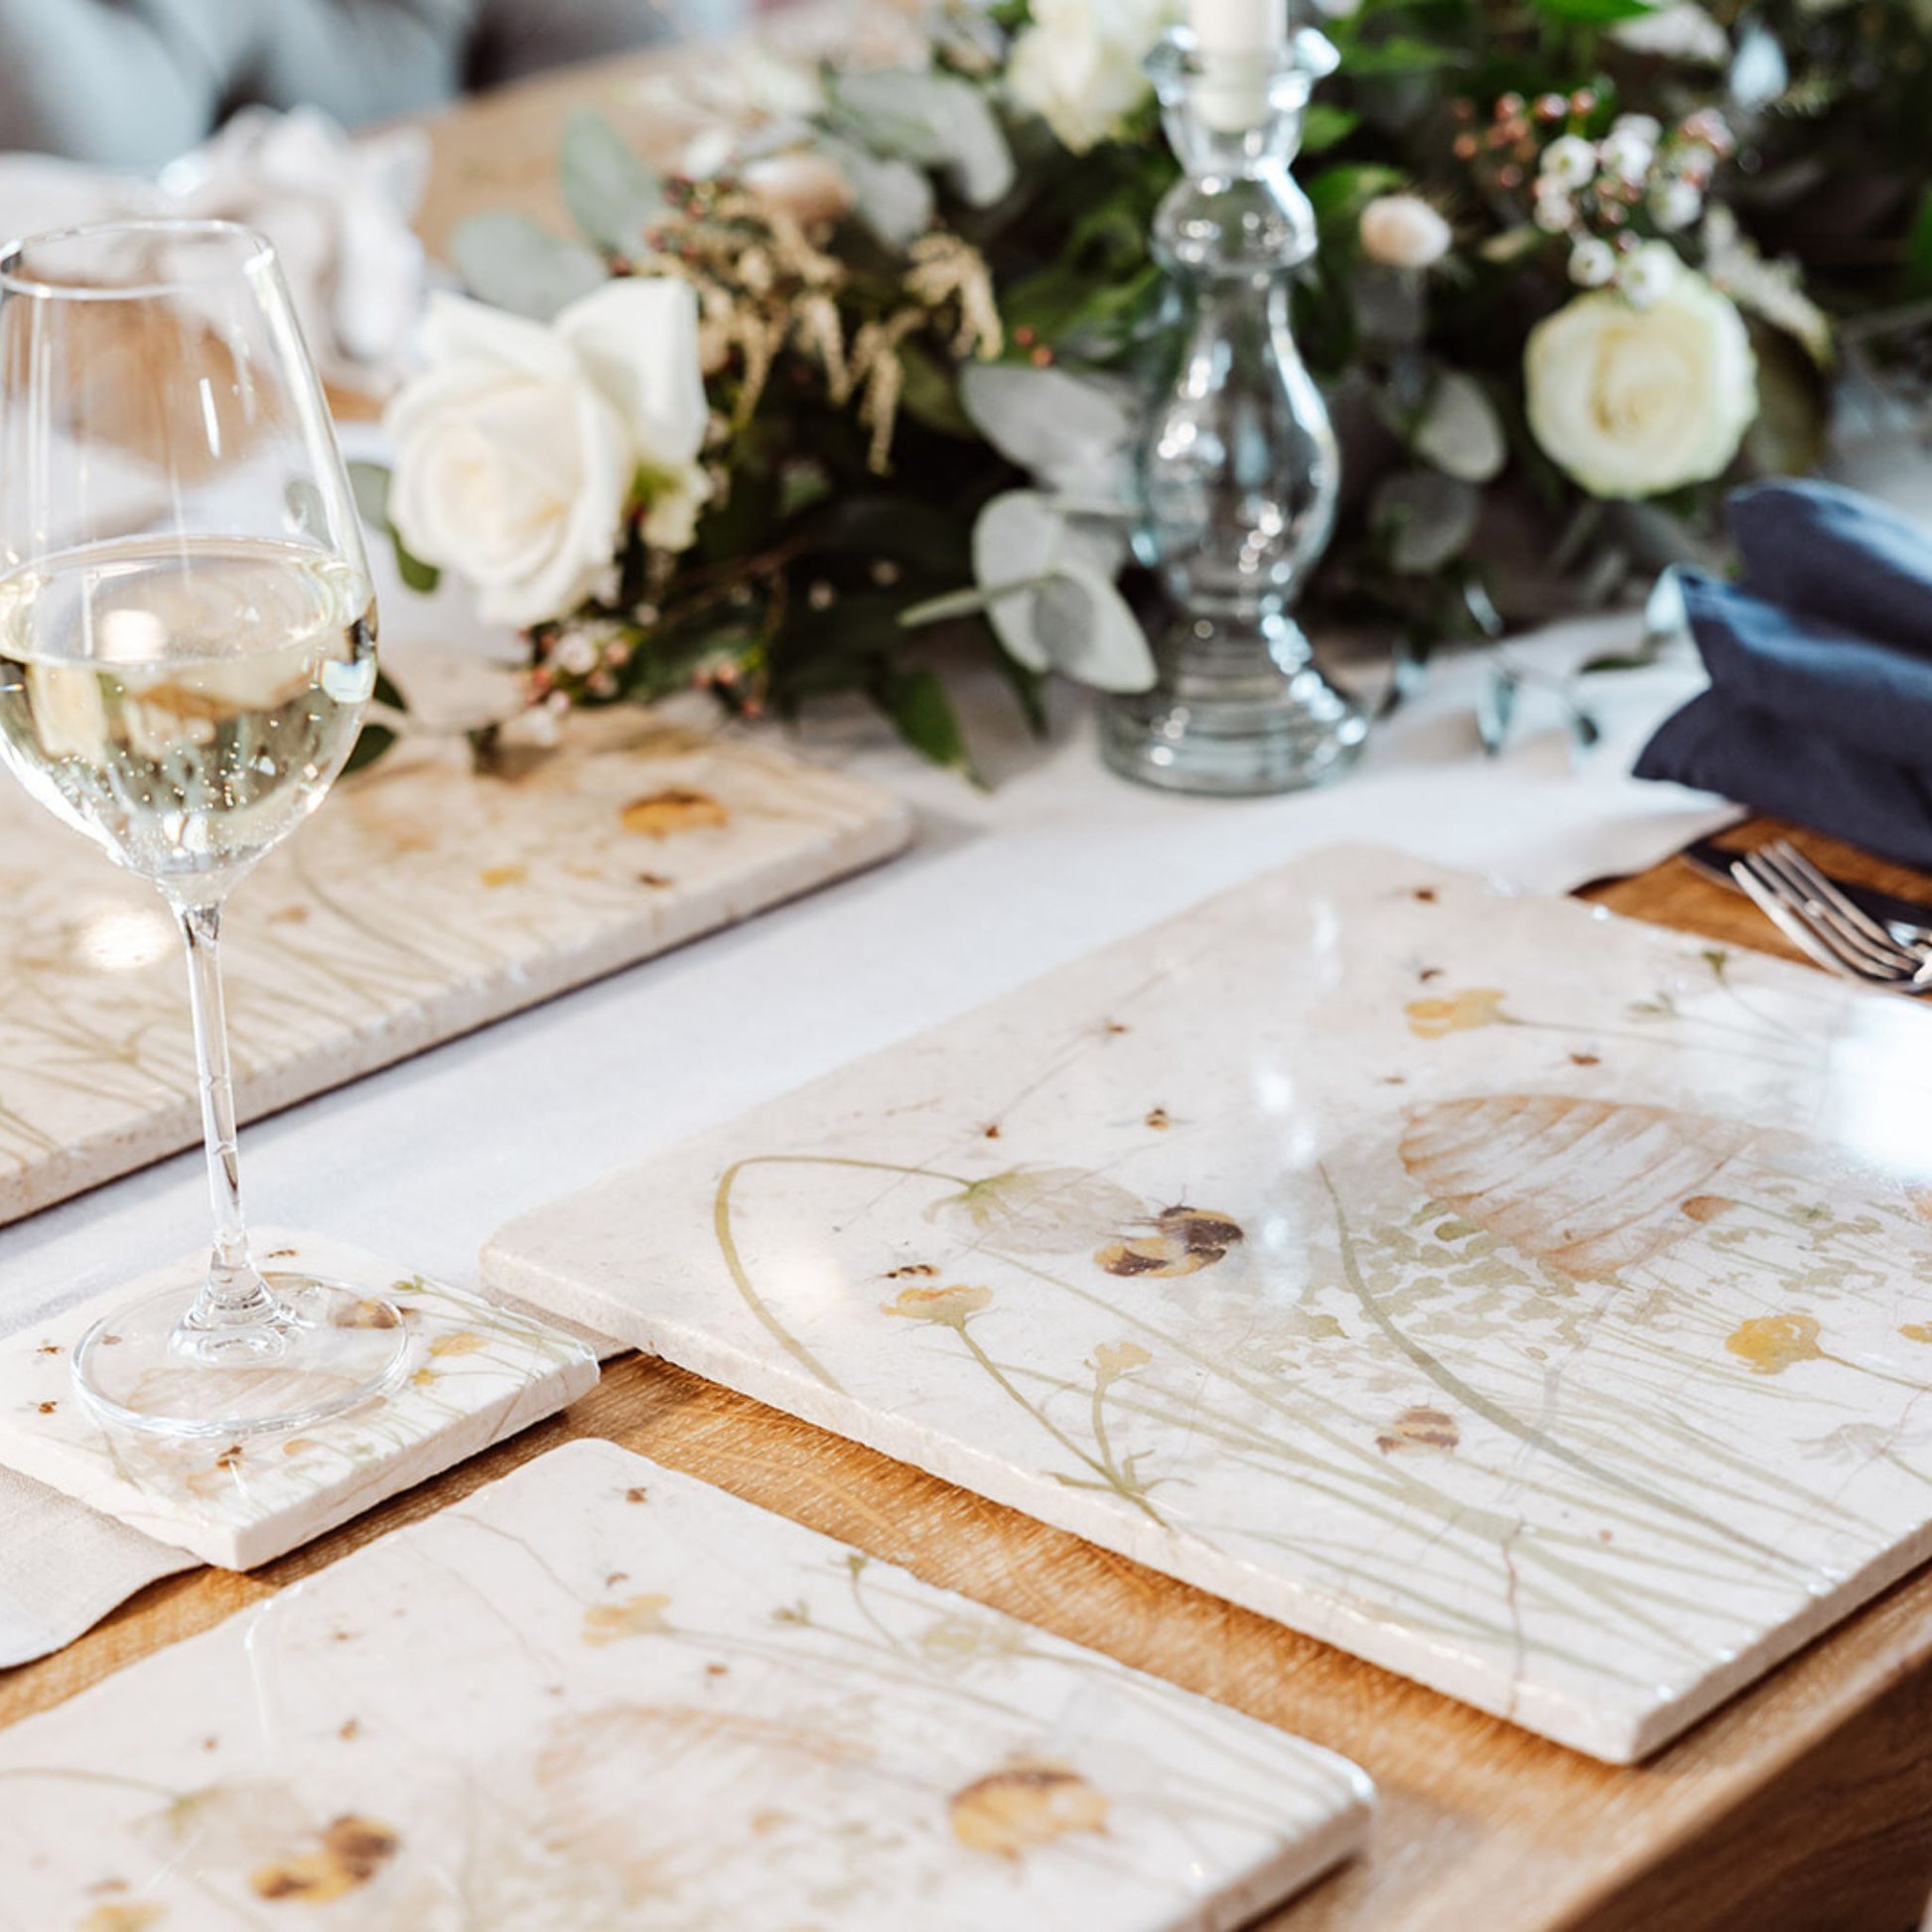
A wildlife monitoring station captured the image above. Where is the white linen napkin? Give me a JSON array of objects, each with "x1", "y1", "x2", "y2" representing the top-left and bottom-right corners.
[
  {"x1": 0, "y1": 1469, "x2": 192, "y2": 1670},
  {"x1": 0, "y1": 106, "x2": 428, "y2": 393}
]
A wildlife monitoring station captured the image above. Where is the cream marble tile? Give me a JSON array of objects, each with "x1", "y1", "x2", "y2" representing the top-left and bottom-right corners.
[
  {"x1": 0, "y1": 1230, "x2": 598, "y2": 1568},
  {"x1": 0, "y1": 711, "x2": 910, "y2": 1225},
  {"x1": 0, "y1": 1439, "x2": 1372, "y2": 1930},
  {"x1": 484, "y1": 844, "x2": 1932, "y2": 1761}
]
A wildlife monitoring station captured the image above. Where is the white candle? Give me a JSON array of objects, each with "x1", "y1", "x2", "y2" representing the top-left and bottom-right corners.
[
  {"x1": 1187, "y1": 0, "x2": 1289, "y2": 131},
  {"x1": 1190, "y1": 0, "x2": 1288, "y2": 55}
]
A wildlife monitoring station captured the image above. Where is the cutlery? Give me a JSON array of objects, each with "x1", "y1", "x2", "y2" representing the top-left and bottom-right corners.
[
  {"x1": 1683, "y1": 836, "x2": 1932, "y2": 944},
  {"x1": 1730, "y1": 846, "x2": 1932, "y2": 993}
]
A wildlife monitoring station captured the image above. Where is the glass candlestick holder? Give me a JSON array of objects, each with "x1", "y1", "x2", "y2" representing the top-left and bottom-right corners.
[{"x1": 1102, "y1": 27, "x2": 1366, "y2": 796}]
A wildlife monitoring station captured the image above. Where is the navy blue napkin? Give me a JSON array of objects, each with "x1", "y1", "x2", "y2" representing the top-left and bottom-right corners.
[
  {"x1": 1727, "y1": 481, "x2": 1932, "y2": 656},
  {"x1": 1634, "y1": 482, "x2": 1932, "y2": 867},
  {"x1": 1635, "y1": 690, "x2": 1932, "y2": 869}
]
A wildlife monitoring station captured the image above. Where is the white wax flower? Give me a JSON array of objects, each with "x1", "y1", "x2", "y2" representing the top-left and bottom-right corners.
[
  {"x1": 1617, "y1": 241, "x2": 1680, "y2": 309},
  {"x1": 1008, "y1": 0, "x2": 1180, "y2": 154},
  {"x1": 1651, "y1": 178, "x2": 1704, "y2": 233},
  {"x1": 1358, "y1": 195, "x2": 1452, "y2": 268},
  {"x1": 1541, "y1": 136, "x2": 1599, "y2": 192},
  {"x1": 1569, "y1": 238, "x2": 1616, "y2": 288},
  {"x1": 1598, "y1": 127, "x2": 1654, "y2": 185},
  {"x1": 1526, "y1": 268, "x2": 1756, "y2": 498},
  {"x1": 385, "y1": 280, "x2": 711, "y2": 628},
  {"x1": 1533, "y1": 178, "x2": 1575, "y2": 234}
]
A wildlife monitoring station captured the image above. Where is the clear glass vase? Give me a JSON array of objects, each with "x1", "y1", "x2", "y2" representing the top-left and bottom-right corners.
[{"x1": 1102, "y1": 28, "x2": 1366, "y2": 796}]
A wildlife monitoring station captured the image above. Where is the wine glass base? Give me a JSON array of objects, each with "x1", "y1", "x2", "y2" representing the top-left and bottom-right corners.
[{"x1": 71, "y1": 1273, "x2": 411, "y2": 1441}]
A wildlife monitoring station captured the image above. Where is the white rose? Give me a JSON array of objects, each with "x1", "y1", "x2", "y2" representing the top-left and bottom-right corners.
[
  {"x1": 385, "y1": 280, "x2": 710, "y2": 628},
  {"x1": 1358, "y1": 195, "x2": 1451, "y2": 269},
  {"x1": 1525, "y1": 269, "x2": 1757, "y2": 498},
  {"x1": 1008, "y1": 0, "x2": 1178, "y2": 155}
]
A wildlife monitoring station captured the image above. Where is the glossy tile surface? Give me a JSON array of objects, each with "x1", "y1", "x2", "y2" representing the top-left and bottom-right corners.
[
  {"x1": 0, "y1": 1439, "x2": 1371, "y2": 1929},
  {"x1": 0, "y1": 712, "x2": 909, "y2": 1224},
  {"x1": 0, "y1": 1231, "x2": 598, "y2": 1567},
  {"x1": 486, "y1": 845, "x2": 1932, "y2": 1760}
]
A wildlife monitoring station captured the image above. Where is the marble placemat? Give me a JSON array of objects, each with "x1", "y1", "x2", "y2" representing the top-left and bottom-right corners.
[
  {"x1": 484, "y1": 841, "x2": 1932, "y2": 1762},
  {"x1": 0, "y1": 1230, "x2": 598, "y2": 1568},
  {"x1": 0, "y1": 1438, "x2": 1372, "y2": 1929},
  {"x1": 0, "y1": 709, "x2": 910, "y2": 1226}
]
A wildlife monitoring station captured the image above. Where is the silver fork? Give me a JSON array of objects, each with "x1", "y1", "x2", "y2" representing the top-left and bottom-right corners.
[
  {"x1": 1731, "y1": 847, "x2": 1932, "y2": 991},
  {"x1": 1761, "y1": 839, "x2": 1932, "y2": 963}
]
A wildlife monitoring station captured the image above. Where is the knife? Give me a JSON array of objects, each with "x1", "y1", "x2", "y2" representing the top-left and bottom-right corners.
[{"x1": 1681, "y1": 837, "x2": 1932, "y2": 938}]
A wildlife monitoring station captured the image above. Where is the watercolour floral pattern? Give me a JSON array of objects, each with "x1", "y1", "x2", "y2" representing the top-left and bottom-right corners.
[
  {"x1": 485, "y1": 845, "x2": 1932, "y2": 1762},
  {"x1": 0, "y1": 1441, "x2": 1372, "y2": 1930},
  {"x1": 0, "y1": 707, "x2": 906, "y2": 1225}
]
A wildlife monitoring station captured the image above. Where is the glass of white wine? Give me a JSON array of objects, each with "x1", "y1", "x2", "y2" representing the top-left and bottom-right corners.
[{"x1": 0, "y1": 219, "x2": 408, "y2": 1438}]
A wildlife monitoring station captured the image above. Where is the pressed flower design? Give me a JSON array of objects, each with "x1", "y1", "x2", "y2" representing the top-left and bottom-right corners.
[
  {"x1": 881, "y1": 1283, "x2": 994, "y2": 1328},
  {"x1": 1725, "y1": 1313, "x2": 1824, "y2": 1376},
  {"x1": 949, "y1": 1758, "x2": 1109, "y2": 1858},
  {"x1": 249, "y1": 1814, "x2": 398, "y2": 1902},
  {"x1": 584, "y1": 1591, "x2": 674, "y2": 1645},
  {"x1": 1377, "y1": 1405, "x2": 1460, "y2": 1454},
  {"x1": 1094, "y1": 1206, "x2": 1243, "y2": 1280},
  {"x1": 1405, "y1": 988, "x2": 1509, "y2": 1037}
]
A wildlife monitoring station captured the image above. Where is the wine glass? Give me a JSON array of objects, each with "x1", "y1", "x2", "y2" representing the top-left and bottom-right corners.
[{"x1": 0, "y1": 220, "x2": 408, "y2": 1438}]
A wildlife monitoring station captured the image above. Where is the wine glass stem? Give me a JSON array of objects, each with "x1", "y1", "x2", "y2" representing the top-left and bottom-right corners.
[{"x1": 173, "y1": 899, "x2": 277, "y2": 1330}]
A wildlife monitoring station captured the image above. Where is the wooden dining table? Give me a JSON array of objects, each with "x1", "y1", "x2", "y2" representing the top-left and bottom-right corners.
[{"x1": 5, "y1": 41, "x2": 1931, "y2": 1932}]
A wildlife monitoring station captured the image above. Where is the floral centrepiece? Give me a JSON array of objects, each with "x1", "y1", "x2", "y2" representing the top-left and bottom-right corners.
[{"x1": 362, "y1": 0, "x2": 1931, "y2": 774}]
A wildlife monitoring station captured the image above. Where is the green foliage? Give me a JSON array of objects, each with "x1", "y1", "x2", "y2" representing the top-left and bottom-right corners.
[
  {"x1": 373, "y1": 0, "x2": 1924, "y2": 776},
  {"x1": 559, "y1": 111, "x2": 664, "y2": 256}
]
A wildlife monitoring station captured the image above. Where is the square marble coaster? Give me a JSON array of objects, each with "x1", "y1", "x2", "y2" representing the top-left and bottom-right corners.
[
  {"x1": 485, "y1": 843, "x2": 1932, "y2": 1762},
  {"x1": 0, "y1": 1230, "x2": 598, "y2": 1569},
  {"x1": 0, "y1": 1439, "x2": 1372, "y2": 1929}
]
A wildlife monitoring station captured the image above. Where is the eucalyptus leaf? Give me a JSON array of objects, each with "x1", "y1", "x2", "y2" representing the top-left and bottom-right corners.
[
  {"x1": 1371, "y1": 469, "x2": 1479, "y2": 575},
  {"x1": 559, "y1": 110, "x2": 664, "y2": 255},
  {"x1": 346, "y1": 460, "x2": 390, "y2": 529},
  {"x1": 971, "y1": 490, "x2": 1150, "y2": 692},
  {"x1": 449, "y1": 213, "x2": 607, "y2": 320},
  {"x1": 1413, "y1": 372, "x2": 1507, "y2": 483},
  {"x1": 959, "y1": 363, "x2": 1136, "y2": 506},
  {"x1": 1728, "y1": 23, "x2": 1787, "y2": 108},
  {"x1": 816, "y1": 134, "x2": 933, "y2": 248},
  {"x1": 830, "y1": 69, "x2": 1015, "y2": 207}
]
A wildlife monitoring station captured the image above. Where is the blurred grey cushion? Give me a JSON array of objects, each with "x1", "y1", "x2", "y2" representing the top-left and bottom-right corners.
[{"x1": 0, "y1": 0, "x2": 717, "y2": 169}]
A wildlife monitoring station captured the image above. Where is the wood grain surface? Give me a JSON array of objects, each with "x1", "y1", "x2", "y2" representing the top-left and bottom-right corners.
[{"x1": 4, "y1": 29, "x2": 1929, "y2": 1924}]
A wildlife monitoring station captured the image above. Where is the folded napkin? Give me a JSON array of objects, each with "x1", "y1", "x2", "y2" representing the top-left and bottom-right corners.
[
  {"x1": 1635, "y1": 482, "x2": 1932, "y2": 868},
  {"x1": 0, "y1": 106, "x2": 427, "y2": 392}
]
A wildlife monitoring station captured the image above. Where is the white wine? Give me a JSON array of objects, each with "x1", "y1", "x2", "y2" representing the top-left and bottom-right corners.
[{"x1": 0, "y1": 536, "x2": 376, "y2": 893}]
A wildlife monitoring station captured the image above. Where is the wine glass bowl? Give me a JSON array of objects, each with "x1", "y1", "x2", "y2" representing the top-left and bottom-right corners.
[{"x1": 0, "y1": 221, "x2": 407, "y2": 1438}]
